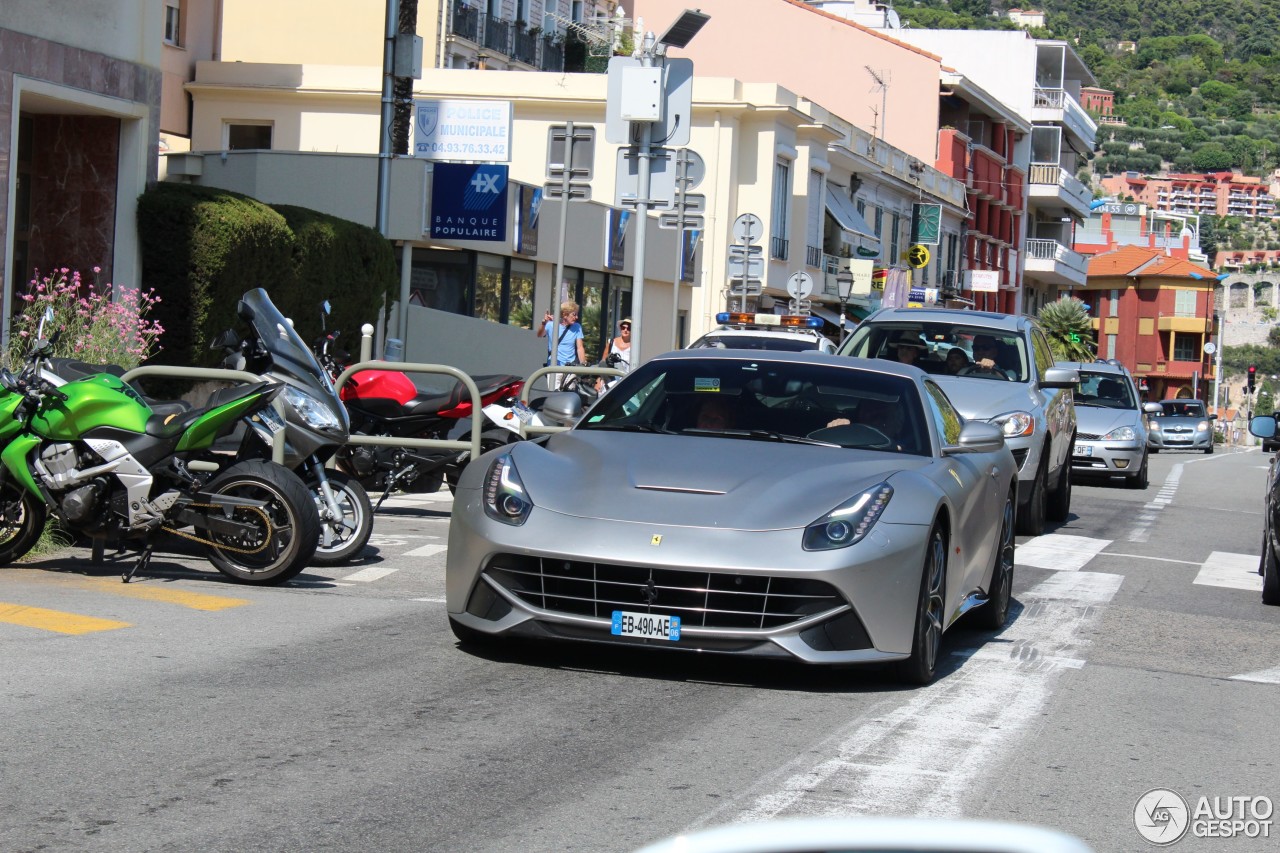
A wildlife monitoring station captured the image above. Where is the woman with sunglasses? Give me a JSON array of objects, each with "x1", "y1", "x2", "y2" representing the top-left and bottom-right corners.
[{"x1": 596, "y1": 318, "x2": 633, "y2": 393}]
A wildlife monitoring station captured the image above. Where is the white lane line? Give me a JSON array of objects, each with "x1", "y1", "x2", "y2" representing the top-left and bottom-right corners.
[
  {"x1": 403, "y1": 543, "x2": 448, "y2": 559},
  {"x1": 724, "y1": 571, "x2": 1123, "y2": 824},
  {"x1": 411, "y1": 597, "x2": 447, "y2": 603},
  {"x1": 1231, "y1": 666, "x2": 1280, "y2": 685},
  {"x1": 1016, "y1": 533, "x2": 1111, "y2": 571},
  {"x1": 1099, "y1": 552, "x2": 1199, "y2": 565},
  {"x1": 342, "y1": 566, "x2": 400, "y2": 583},
  {"x1": 1193, "y1": 551, "x2": 1262, "y2": 591}
]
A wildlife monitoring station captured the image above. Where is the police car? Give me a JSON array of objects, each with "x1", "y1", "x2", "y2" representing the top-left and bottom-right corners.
[{"x1": 687, "y1": 312, "x2": 837, "y2": 354}]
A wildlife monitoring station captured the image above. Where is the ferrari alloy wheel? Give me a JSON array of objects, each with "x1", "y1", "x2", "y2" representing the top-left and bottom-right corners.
[
  {"x1": 975, "y1": 495, "x2": 1016, "y2": 631},
  {"x1": 896, "y1": 525, "x2": 947, "y2": 685},
  {"x1": 1016, "y1": 457, "x2": 1047, "y2": 536},
  {"x1": 1263, "y1": 532, "x2": 1280, "y2": 606},
  {"x1": 0, "y1": 481, "x2": 46, "y2": 566}
]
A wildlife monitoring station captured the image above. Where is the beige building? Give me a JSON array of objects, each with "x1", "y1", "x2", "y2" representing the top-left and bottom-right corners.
[
  {"x1": 175, "y1": 0, "x2": 966, "y2": 376},
  {"x1": 0, "y1": 0, "x2": 163, "y2": 340}
]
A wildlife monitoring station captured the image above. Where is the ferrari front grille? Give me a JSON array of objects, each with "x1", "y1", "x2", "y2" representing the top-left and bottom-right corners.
[{"x1": 482, "y1": 554, "x2": 845, "y2": 630}]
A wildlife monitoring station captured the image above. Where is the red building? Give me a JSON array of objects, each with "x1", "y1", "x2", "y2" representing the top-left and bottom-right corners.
[
  {"x1": 1080, "y1": 245, "x2": 1219, "y2": 401},
  {"x1": 936, "y1": 123, "x2": 1025, "y2": 315}
]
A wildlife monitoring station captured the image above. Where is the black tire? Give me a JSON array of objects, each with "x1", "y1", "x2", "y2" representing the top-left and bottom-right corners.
[
  {"x1": 446, "y1": 430, "x2": 514, "y2": 495},
  {"x1": 0, "y1": 482, "x2": 47, "y2": 565},
  {"x1": 310, "y1": 470, "x2": 373, "y2": 566},
  {"x1": 196, "y1": 461, "x2": 320, "y2": 585},
  {"x1": 1150, "y1": 447, "x2": 1160, "y2": 454},
  {"x1": 895, "y1": 524, "x2": 947, "y2": 685},
  {"x1": 974, "y1": 494, "x2": 1015, "y2": 631},
  {"x1": 1127, "y1": 453, "x2": 1149, "y2": 490},
  {"x1": 1263, "y1": 531, "x2": 1280, "y2": 606},
  {"x1": 449, "y1": 616, "x2": 502, "y2": 648},
  {"x1": 1204, "y1": 444, "x2": 1214, "y2": 455},
  {"x1": 1046, "y1": 445, "x2": 1072, "y2": 523},
  {"x1": 1016, "y1": 457, "x2": 1047, "y2": 536}
]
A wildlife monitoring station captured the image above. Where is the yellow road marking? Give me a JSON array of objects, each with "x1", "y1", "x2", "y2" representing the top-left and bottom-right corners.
[
  {"x1": 77, "y1": 579, "x2": 251, "y2": 612},
  {"x1": 0, "y1": 602, "x2": 130, "y2": 635}
]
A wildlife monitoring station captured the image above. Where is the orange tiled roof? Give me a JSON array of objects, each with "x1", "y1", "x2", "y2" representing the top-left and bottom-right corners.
[{"x1": 1087, "y1": 245, "x2": 1216, "y2": 279}]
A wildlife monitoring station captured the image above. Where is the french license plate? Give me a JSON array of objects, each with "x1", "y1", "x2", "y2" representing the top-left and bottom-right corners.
[
  {"x1": 612, "y1": 610, "x2": 681, "y2": 641},
  {"x1": 254, "y1": 407, "x2": 286, "y2": 434},
  {"x1": 511, "y1": 400, "x2": 535, "y2": 424},
  {"x1": 1074, "y1": 445, "x2": 1093, "y2": 457}
]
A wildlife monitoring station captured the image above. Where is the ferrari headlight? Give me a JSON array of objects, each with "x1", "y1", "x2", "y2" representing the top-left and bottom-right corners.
[
  {"x1": 1103, "y1": 425, "x2": 1137, "y2": 441},
  {"x1": 803, "y1": 482, "x2": 893, "y2": 551},
  {"x1": 990, "y1": 411, "x2": 1035, "y2": 438},
  {"x1": 483, "y1": 453, "x2": 532, "y2": 525},
  {"x1": 282, "y1": 385, "x2": 342, "y2": 431}
]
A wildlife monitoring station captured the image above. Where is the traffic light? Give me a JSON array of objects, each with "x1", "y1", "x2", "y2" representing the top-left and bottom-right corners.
[{"x1": 1248, "y1": 365, "x2": 1257, "y2": 392}]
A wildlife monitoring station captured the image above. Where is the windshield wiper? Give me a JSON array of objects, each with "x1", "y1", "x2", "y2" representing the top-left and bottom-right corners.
[{"x1": 681, "y1": 428, "x2": 837, "y2": 447}]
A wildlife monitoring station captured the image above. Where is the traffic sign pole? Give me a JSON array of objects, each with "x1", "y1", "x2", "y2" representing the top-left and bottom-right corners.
[{"x1": 671, "y1": 150, "x2": 688, "y2": 349}]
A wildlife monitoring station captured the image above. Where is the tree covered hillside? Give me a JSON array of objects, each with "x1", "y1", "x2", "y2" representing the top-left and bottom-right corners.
[{"x1": 898, "y1": 1, "x2": 1280, "y2": 176}]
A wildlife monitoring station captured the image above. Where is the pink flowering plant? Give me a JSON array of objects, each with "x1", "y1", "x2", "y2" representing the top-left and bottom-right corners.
[{"x1": 6, "y1": 267, "x2": 164, "y2": 371}]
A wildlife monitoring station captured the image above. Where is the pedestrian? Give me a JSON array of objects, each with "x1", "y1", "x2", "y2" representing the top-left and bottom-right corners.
[
  {"x1": 596, "y1": 317, "x2": 633, "y2": 392},
  {"x1": 537, "y1": 300, "x2": 587, "y2": 390}
]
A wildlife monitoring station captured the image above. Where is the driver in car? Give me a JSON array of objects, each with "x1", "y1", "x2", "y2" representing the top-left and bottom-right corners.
[{"x1": 967, "y1": 335, "x2": 1014, "y2": 379}]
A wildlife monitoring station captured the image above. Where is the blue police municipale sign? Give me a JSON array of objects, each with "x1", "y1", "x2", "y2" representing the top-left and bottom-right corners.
[{"x1": 431, "y1": 162, "x2": 508, "y2": 242}]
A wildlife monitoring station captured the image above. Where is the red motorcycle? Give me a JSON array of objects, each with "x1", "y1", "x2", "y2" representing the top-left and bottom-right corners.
[{"x1": 314, "y1": 331, "x2": 523, "y2": 503}]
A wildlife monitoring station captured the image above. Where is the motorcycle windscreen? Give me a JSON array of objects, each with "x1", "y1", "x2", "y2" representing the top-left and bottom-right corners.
[{"x1": 239, "y1": 288, "x2": 344, "y2": 404}]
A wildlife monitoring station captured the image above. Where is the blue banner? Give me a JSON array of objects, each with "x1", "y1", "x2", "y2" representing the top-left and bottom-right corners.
[{"x1": 430, "y1": 162, "x2": 508, "y2": 242}]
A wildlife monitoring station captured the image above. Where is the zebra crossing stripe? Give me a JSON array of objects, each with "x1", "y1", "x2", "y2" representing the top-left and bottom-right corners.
[
  {"x1": 1193, "y1": 552, "x2": 1262, "y2": 591},
  {"x1": 0, "y1": 602, "x2": 130, "y2": 635},
  {"x1": 1016, "y1": 533, "x2": 1111, "y2": 572}
]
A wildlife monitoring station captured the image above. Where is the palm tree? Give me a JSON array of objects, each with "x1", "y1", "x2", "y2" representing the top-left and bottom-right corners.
[{"x1": 1038, "y1": 296, "x2": 1096, "y2": 362}]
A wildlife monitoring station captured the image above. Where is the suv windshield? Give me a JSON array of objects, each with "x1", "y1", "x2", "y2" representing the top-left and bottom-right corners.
[
  {"x1": 840, "y1": 323, "x2": 1029, "y2": 382},
  {"x1": 1076, "y1": 372, "x2": 1137, "y2": 409}
]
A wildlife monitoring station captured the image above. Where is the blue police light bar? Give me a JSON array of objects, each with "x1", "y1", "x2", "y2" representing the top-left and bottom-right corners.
[
  {"x1": 715, "y1": 312, "x2": 730, "y2": 324},
  {"x1": 803, "y1": 317, "x2": 823, "y2": 329}
]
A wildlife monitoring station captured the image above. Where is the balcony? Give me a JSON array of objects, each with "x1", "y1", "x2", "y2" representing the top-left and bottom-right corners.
[
  {"x1": 1028, "y1": 163, "x2": 1093, "y2": 218},
  {"x1": 771, "y1": 236, "x2": 789, "y2": 262},
  {"x1": 1158, "y1": 315, "x2": 1212, "y2": 333},
  {"x1": 450, "y1": 2, "x2": 479, "y2": 41},
  {"x1": 805, "y1": 245, "x2": 823, "y2": 268},
  {"x1": 1032, "y1": 87, "x2": 1097, "y2": 150},
  {"x1": 511, "y1": 27, "x2": 538, "y2": 65},
  {"x1": 540, "y1": 37, "x2": 564, "y2": 71},
  {"x1": 1023, "y1": 237, "x2": 1088, "y2": 287},
  {"x1": 483, "y1": 15, "x2": 510, "y2": 53}
]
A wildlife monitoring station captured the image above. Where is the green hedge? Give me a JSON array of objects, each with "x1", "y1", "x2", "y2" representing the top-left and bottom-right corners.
[{"x1": 137, "y1": 183, "x2": 396, "y2": 370}]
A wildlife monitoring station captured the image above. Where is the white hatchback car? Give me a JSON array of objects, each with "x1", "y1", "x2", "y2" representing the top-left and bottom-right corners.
[{"x1": 688, "y1": 312, "x2": 837, "y2": 354}]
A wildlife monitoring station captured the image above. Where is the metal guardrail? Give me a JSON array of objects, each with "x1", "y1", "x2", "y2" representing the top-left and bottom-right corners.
[
  {"x1": 517, "y1": 365, "x2": 625, "y2": 437},
  {"x1": 333, "y1": 361, "x2": 482, "y2": 460},
  {"x1": 120, "y1": 365, "x2": 289, "y2": 465}
]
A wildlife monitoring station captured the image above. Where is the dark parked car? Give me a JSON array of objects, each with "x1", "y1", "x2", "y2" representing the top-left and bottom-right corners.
[
  {"x1": 1264, "y1": 411, "x2": 1280, "y2": 453},
  {"x1": 1247, "y1": 415, "x2": 1280, "y2": 605}
]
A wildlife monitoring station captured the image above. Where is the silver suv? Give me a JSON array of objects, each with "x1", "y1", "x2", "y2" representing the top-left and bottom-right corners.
[{"x1": 838, "y1": 308, "x2": 1078, "y2": 535}]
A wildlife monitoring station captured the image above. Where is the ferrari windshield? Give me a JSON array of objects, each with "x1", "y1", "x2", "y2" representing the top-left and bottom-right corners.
[{"x1": 579, "y1": 356, "x2": 930, "y2": 455}]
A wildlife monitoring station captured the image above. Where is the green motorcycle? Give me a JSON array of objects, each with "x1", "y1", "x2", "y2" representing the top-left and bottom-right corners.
[{"x1": 0, "y1": 334, "x2": 320, "y2": 584}]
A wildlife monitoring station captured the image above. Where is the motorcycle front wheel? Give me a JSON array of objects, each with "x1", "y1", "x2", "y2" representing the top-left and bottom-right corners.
[
  {"x1": 196, "y1": 460, "x2": 320, "y2": 585},
  {"x1": 0, "y1": 481, "x2": 47, "y2": 566},
  {"x1": 310, "y1": 470, "x2": 373, "y2": 566}
]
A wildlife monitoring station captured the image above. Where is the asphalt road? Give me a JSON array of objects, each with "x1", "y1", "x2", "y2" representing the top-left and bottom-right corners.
[{"x1": 2, "y1": 449, "x2": 1278, "y2": 852}]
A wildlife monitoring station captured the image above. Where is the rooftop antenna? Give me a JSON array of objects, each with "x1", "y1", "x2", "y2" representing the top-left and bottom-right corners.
[
  {"x1": 866, "y1": 66, "x2": 889, "y2": 142},
  {"x1": 546, "y1": 6, "x2": 632, "y2": 57}
]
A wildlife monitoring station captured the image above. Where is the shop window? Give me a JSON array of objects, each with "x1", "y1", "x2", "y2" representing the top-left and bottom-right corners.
[{"x1": 476, "y1": 253, "x2": 505, "y2": 323}]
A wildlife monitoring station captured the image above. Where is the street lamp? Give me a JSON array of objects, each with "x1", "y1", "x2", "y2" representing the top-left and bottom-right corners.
[{"x1": 835, "y1": 270, "x2": 854, "y2": 344}]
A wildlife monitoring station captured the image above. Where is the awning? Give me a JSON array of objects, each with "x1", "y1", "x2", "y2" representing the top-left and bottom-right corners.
[
  {"x1": 810, "y1": 304, "x2": 869, "y2": 327},
  {"x1": 825, "y1": 183, "x2": 880, "y2": 243}
]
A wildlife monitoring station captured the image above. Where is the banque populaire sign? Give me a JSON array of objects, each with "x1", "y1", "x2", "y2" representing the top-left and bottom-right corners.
[{"x1": 430, "y1": 162, "x2": 509, "y2": 242}]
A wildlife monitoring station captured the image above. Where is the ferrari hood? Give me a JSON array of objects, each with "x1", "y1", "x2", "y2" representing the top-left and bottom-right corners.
[
  {"x1": 930, "y1": 376, "x2": 1037, "y2": 420},
  {"x1": 508, "y1": 431, "x2": 932, "y2": 531}
]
